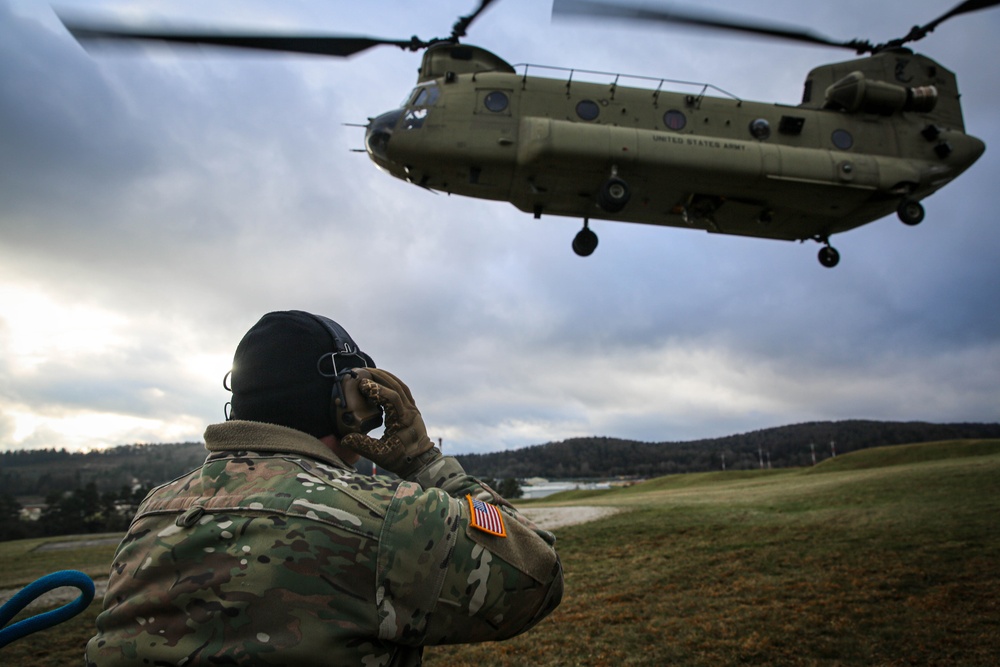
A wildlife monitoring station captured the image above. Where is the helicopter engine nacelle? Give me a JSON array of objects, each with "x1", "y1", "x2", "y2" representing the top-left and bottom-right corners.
[{"x1": 825, "y1": 71, "x2": 938, "y2": 115}]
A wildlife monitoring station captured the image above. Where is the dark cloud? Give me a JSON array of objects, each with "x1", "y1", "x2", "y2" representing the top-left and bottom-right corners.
[{"x1": 2, "y1": 0, "x2": 998, "y2": 453}]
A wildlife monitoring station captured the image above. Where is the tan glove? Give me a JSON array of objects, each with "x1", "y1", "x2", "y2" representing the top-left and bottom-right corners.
[{"x1": 341, "y1": 368, "x2": 435, "y2": 477}]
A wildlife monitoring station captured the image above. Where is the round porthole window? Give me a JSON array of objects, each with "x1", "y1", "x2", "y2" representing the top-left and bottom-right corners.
[
  {"x1": 484, "y1": 91, "x2": 509, "y2": 112},
  {"x1": 832, "y1": 129, "x2": 854, "y2": 150},
  {"x1": 576, "y1": 100, "x2": 600, "y2": 121},
  {"x1": 749, "y1": 118, "x2": 771, "y2": 140},
  {"x1": 663, "y1": 109, "x2": 687, "y2": 131}
]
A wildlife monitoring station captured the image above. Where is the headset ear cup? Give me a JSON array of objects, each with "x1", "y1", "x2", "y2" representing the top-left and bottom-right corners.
[
  {"x1": 333, "y1": 370, "x2": 383, "y2": 437},
  {"x1": 300, "y1": 311, "x2": 377, "y2": 437},
  {"x1": 330, "y1": 376, "x2": 345, "y2": 437}
]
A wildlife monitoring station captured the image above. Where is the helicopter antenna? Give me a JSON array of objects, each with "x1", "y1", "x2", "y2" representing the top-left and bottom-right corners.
[{"x1": 553, "y1": 0, "x2": 1000, "y2": 55}]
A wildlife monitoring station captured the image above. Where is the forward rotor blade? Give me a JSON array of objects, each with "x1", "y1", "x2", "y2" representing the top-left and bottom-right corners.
[
  {"x1": 451, "y1": 0, "x2": 501, "y2": 40},
  {"x1": 552, "y1": 0, "x2": 871, "y2": 52},
  {"x1": 64, "y1": 23, "x2": 420, "y2": 57}
]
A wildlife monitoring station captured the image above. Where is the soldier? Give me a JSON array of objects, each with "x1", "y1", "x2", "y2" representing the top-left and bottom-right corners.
[{"x1": 86, "y1": 310, "x2": 563, "y2": 666}]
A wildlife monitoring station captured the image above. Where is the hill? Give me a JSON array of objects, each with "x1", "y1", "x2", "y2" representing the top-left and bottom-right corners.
[{"x1": 453, "y1": 420, "x2": 1000, "y2": 479}]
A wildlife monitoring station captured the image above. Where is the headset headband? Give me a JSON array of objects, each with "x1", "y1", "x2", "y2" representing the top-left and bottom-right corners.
[{"x1": 300, "y1": 312, "x2": 374, "y2": 378}]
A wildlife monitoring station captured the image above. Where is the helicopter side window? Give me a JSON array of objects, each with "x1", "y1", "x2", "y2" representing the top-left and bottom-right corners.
[
  {"x1": 831, "y1": 129, "x2": 854, "y2": 150},
  {"x1": 748, "y1": 118, "x2": 771, "y2": 141},
  {"x1": 484, "y1": 91, "x2": 509, "y2": 112},
  {"x1": 576, "y1": 100, "x2": 600, "y2": 121},
  {"x1": 663, "y1": 109, "x2": 686, "y2": 131}
]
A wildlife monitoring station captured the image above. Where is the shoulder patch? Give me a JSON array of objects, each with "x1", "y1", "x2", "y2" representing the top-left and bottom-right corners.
[{"x1": 466, "y1": 494, "x2": 507, "y2": 537}]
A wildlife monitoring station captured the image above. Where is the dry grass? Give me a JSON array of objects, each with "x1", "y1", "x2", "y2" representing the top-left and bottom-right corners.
[
  {"x1": 427, "y1": 441, "x2": 1000, "y2": 666},
  {"x1": 2, "y1": 440, "x2": 997, "y2": 666}
]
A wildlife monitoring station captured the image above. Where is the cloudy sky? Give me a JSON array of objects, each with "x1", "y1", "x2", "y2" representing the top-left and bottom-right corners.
[{"x1": 2, "y1": 0, "x2": 998, "y2": 455}]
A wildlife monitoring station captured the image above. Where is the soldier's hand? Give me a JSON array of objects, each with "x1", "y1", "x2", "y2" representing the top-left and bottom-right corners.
[{"x1": 341, "y1": 368, "x2": 435, "y2": 477}]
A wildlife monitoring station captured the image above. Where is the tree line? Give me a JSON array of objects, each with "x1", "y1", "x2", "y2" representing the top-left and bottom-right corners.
[
  {"x1": 0, "y1": 442, "x2": 207, "y2": 499},
  {"x1": 2, "y1": 420, "x2": 998, "y2": 541},
  {"x1": 0, "y1": 483, "x2": 150, "y2": 542}
]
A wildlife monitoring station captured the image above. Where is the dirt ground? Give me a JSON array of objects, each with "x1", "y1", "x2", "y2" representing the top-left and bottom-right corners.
[{"x1": 518, "y1": 505, "x2": 620, "y2": 530}]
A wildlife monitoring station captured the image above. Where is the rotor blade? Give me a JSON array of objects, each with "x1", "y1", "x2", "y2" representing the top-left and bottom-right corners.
[
  {"x1": 880, "y1": 0, "x2": 1000, "y2": 49},
  {"x1": 451, "y1": 0, "x2": 501, "y2": 40},
  {"x1": 927, "y1": 0, "x2": 1000, "y2": 27},
  {"x1": 552, "y1": 0, "x2": 873, "y2": 52},
  {"x1": 64, "y1": 23, "x2": 421, "y2": 57},
  {"x1": 913, "y1": 0, "x2": 1000, "y2": 37}
]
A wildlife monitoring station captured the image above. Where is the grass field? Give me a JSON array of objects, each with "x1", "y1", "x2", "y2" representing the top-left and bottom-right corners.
[{"x1": 2, "y1": 439, "x2": 997, "y2": 665}]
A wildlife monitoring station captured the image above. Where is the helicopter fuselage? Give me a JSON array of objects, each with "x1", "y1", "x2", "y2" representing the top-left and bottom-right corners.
[{"x1": 365, "y1": 44, "x2": 984, "y2": 254}]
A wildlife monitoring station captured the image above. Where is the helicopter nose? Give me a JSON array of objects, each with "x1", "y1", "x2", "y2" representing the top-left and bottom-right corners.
[{"x1": 365, "y1": 109, "x2": 404, "y2": 167}]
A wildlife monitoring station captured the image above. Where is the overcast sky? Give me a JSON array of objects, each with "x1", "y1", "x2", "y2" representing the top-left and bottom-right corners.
[{"x1": 2, "y1": 0, "x2": 998, "y2": 455}]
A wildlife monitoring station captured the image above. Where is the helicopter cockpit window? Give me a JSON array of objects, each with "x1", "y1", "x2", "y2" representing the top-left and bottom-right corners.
[
  {"x1": 749, "y1": 118, "x2": 771, "y2": 141},
  {"x1": 400, "y1": 85, "x2": 440, "y2": 130},
  {"x1": 831, "y1": 129, "x2": 854, "y2": 150},
  {"x1": 484, "y1": 91, "x2": 509, "y2": 112},
  {"x1": 413, "y1": 85, "x2": 440, "y2": 108},
  {"x1": 403, "y1": 85, "x2": 440, "y2": 109},
  {"x1": 576, "y1": 100, "x2": 600, "y2": 121},
  {"x1": 663, "y1": 109, "x2": 686, "y2": 131},
  {"x1": 402, "y1": 108, "x2": 429, "y2": 130}
]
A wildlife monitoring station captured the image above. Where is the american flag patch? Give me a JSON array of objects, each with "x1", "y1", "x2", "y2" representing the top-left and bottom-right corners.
[{"x1": 466, "y1": 495, "x2": 507, "y2": 537}]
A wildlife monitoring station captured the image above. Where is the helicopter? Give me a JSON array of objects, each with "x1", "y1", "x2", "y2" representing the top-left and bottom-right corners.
[{"x1": 62, "y1": 0, "x2": 992, "y2": 267}]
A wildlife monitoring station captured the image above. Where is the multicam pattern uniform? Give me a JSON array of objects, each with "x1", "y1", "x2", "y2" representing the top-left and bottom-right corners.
[{"x1": 86, "y1": 421, "x2": 563, "y2": 666}]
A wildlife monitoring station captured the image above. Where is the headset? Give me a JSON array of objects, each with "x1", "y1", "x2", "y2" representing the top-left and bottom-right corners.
[{"x1": 306, "y1": 313, "x2": 384, "y2": 437}]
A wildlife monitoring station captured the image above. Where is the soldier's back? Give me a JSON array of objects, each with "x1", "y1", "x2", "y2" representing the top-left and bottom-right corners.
[{"x1": 86, "y1": 448, "x2": 418, "y2": 666}]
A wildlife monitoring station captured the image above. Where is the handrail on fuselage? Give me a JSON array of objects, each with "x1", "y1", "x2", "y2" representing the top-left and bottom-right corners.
[{"x1": 470, "y1": 62, "x2": 744, "y2": 105}]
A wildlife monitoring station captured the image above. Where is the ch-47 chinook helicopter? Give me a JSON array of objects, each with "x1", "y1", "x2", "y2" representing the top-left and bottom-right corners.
[{"x1": 63, "y1": 0, "x2": 992, "y2": 267}]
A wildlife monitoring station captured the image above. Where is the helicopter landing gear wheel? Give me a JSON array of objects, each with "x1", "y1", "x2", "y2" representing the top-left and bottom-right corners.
[
  {"x1": 897, "y1": 199, "x2": 925, "y2": 226},
  {"x1": 597, "y1": 177, "x2": 630, "y2": 213},
  {"x1": 818, "y1": 245, "x2": 840, "y2": 268},
  {"x1": 572, "y1": 220, "x2": 598, "y2": 257}
]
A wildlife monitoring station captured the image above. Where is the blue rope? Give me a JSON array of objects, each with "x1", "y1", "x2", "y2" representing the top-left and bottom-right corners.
[{"x1": 0, "y1": 570, "x2": 95, "y2": 649}]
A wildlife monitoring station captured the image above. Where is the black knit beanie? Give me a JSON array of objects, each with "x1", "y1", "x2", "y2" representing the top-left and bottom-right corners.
[{"x1": 228, "y1": 310, "x2": 374, "y2": 438}]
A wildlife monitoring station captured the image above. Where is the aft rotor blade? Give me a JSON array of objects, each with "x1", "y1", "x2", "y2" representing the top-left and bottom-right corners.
[
  {"x1": 929, "y1": 0, "x2": 1000, "y2": 26},
  {"x1": 917, "y1": 0, "x2": 1000, "y2": 35},
  {"x1": 552, "y1": 0, "x2": 872, "y2": 52},
  {"x1": 64, "y1": 24, "x2": 420, "y2": 57},
  {"x1": 881, "y1": 0, "x2": 1000, "y2": 48}
]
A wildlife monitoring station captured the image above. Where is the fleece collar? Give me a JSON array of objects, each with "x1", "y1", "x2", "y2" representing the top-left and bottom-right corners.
[{"x1": 203, "y1": 420, "x2": 353, "y2": 470}]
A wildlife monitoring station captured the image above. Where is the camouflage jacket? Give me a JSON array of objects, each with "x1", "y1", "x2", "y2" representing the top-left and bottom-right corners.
[{"x1": 86, "y1": 421, "x2": 563, "y2": 666}]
